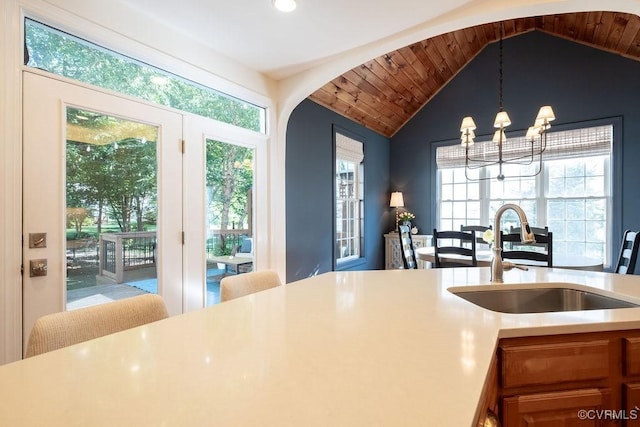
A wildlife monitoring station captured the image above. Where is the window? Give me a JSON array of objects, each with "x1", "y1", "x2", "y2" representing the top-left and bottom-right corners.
[
  {"x1": 436, "y1": 124, "x2": 613, "y2": 265},
  {"x1": 335, "y1": 132, "x2": 364, "y2": 265},
  {"x1": 24, "y1": 19, "x2": 266, "y2": 133}
]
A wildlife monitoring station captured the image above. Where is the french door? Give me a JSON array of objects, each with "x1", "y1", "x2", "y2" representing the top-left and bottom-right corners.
[
  {"x1": 22, "y1": 72, "x2": 183, "y2": 351},
  {"x1": 183, "y1": 115, "x2": 265, "y2": 310}
]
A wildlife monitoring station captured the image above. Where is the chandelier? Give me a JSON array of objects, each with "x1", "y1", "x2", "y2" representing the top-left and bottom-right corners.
[{"x1": 460, "y1": 22, "x2": 555, "y2": 181}]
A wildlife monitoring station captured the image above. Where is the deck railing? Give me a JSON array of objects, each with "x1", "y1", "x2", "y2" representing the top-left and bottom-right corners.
[
  {"x1": 207, "y1": 229, "x2": 250, "y2": 256},
  {"x1": 99, "y1": 231, "x2": 156, "y2": 283},
  {"x1": 98, "y1": 230, "x2": 249, "y2": 282}
]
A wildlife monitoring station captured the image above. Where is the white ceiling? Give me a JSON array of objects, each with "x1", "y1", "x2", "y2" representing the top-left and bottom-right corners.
[{"x1": 117, "y1": 0, "x2": 476, "y2": 79}]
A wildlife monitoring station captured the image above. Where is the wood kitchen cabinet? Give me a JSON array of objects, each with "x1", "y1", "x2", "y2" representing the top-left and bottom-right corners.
[
  {"x1": 474, "y1": 355, "x2": 499, "y2": 427},
  {"x1": 491, "y1": 329, "x2": 640, "y2": 426}
]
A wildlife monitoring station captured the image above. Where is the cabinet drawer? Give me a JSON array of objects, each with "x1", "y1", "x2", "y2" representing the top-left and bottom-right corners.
[
  {"x1": 624, "y1": 338, "x2": 640, "y2": 376},
  {"x1": 503, "y1": 388, "x2": 611, "y2": 426},
  {"x1": 501, "y1": 340, "x2": 610, "y2": 388}
]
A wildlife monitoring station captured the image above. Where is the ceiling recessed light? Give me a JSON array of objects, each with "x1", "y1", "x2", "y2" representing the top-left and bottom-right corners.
[{"x1": 273, "y1": 0, "x2": 297, "y2": 13}]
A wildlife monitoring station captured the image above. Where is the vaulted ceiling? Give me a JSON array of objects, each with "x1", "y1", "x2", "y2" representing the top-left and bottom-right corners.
[{"x1": 309, "y1": 12, "x2": 640, "y2": 138}]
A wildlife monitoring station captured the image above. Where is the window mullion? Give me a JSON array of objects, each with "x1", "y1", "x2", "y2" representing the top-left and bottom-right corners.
[{"x1": 537, "y1": 164, "x2": 547, "y2": 228}]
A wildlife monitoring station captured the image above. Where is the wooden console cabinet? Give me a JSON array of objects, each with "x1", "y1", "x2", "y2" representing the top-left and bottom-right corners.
[{"x1": 490, "y1": 329, "x2": 640, "y2": 426}]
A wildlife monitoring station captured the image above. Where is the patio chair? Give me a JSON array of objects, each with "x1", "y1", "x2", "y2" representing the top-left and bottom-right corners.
[
  {"x1": 25, "y1": 294, "x2": 169, "y2": 358},
  {"x1": 231, "y1": 237, "x2": 253, "y2": 273}
]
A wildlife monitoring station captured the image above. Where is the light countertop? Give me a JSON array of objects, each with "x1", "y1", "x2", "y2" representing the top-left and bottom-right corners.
[{"x1": 3, "y1": 267, "x2": 640, "y2": 426}]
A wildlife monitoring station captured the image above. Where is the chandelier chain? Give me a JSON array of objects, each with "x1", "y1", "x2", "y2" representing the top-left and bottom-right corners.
[{"x1": 498, "y1": 22, "x2": 504, "y2": 112}]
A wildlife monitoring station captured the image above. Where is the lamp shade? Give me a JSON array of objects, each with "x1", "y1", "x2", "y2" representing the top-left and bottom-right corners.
[
  {"x1": 536, "y1": 106, "x2": 556, "y2": 122},
  {"x1": 492, "y1": 129, "x2": 507, "y2": 143},
  {"x1": 493, "y1": 111, "x2": 512, "y2": 128},
  {"x1": 460, "y1": 116, "x2": 477, "y2": 132},
  {"x1": 461, "y1": 130, "x2": 475, "y2": 146},
  {"x1": 461, "y1": 130, "x2": 475, "y2": 139},
  {"x1": 525, "y1": 126, "x2": 540, "y2": 140},
  {"x1": 390, "y1": 191, "x2": 404, "y2": 207}
]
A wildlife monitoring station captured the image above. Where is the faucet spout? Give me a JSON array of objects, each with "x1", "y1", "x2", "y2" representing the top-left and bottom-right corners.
[{"x1": 491, "y1": 204, "x2": 536, "y2": 283}]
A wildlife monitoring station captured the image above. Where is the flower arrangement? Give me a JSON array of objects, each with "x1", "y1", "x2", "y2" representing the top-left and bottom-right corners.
[
  {"x1": 482, "y1": 229, "x2": 494, "y2": 246},
  {"x1": 398, "y1": 211, "x2": 415, "y2": 223}
]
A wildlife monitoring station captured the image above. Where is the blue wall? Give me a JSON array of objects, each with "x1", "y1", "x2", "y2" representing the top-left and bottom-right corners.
[
  {"x1": 286, "y1": 31, "x2": 640, "y2": 279},
  {"x1": 390, "y1": 31, "x2": 640, "y2": 262},
  {"x1": 285, "y1": 99, "x2": 390, "y2": 282}
]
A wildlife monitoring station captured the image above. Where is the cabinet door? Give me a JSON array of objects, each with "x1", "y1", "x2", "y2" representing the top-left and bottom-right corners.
[
  {"x1": 503, "y1": 388, "x2": 612, "y2": 426},
  {"x1": 624, "y1": 383, "x2": 640, "y2": 426},
  {"x1": 385, "y1": 235, "x2": 403, "y2": 269}
]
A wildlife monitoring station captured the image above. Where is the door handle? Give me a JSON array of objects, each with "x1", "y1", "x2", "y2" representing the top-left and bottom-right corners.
[{"x1": 29, "y1": 233, "x2": 47, "y2": 248}]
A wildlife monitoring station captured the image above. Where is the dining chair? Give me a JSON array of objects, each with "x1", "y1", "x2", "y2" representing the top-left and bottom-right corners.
[
  {"x1": 432, "y1": 229, "x2": 477, "y2": 268},
  {"x1": 507, "y1": 226, "x2": 548, "y2": 250},
  {"x1": 220, "y1": 270, "x2": 282, "y2": 302},
  {"x1": 460, "y1": 225, "x2": 492, "y2": 247},
  {"x1": 614, "y1": 230, "x2": 640, "y2": 274},
  {"x1": 500, "y1": 231, "x2": 553, "y2": 267},
  {"x1": 398, "y1": 224, "x2": 418, "y2": 269},
  {"x1": 25, "y1": 294, "x2": 169, "y2": 358},
  {"x1": 510, "y1": 225, "x2": 549, "y2": 235}
]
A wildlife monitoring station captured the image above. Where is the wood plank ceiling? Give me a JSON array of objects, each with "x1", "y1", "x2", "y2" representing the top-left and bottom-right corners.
[{"x1": 309, "y1": 12, "x2": 640, "y2": 138}]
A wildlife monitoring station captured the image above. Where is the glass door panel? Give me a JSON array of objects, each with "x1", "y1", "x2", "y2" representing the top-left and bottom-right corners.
[
  {"x1": 65, "y1": 107, "x2": 159, "y2": 309},
  {"x1": 205, "y1": 140, "x2": 255, "y2": 306}
]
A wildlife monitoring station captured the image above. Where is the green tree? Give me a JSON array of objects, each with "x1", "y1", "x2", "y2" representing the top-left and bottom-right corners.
[
  {"x1": 66, "y1": 207, "x2": 90, "y2": 238},
  {"x1": 206, "y1": 140, "x2": 253, "y2": 253},
  {"x1": 25, "y1": 20, "x2": 262, "y2": 131},
  {"x1": 30, "y1": 21, "x2": 255, "y2": 239}
]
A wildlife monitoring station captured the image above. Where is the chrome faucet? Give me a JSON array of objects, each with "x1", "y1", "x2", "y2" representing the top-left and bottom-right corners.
[{"x1": 491, "y1": 204, "x2": 536, "y2": 283}]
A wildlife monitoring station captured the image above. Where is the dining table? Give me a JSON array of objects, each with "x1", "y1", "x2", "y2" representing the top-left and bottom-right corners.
[{"x1": 415, "y1": 246, "x2": 604, "y2": 271}]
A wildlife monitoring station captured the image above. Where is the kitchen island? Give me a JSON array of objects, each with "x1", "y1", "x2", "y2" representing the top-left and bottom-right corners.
[{"x1": 3, "y1": 267, "x2": 640, "y2": 426}]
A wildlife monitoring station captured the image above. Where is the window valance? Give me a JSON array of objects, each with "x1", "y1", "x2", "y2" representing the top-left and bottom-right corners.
[
  {"x1": 436, "y1": 125, "x2": 612, "y2": 169},
  {"x1": 336, "y1": 133, "x2": 364, "y2": 164}
]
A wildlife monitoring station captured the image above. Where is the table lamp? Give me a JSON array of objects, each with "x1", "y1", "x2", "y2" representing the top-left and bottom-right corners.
[{"x1": 389, "y1": 191, "x2": 404, "y2": 232}]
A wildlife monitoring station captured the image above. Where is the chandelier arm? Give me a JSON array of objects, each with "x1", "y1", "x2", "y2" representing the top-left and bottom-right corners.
[
  {"x1": 502, "y1": 152, "x2": 542, "y2": 164},
  {"x1": 465, "y1": 157, "x2": 506, "y2": 166},
  {"x1": 466, "y1": 165, "x2": 543, "y2": 182}
]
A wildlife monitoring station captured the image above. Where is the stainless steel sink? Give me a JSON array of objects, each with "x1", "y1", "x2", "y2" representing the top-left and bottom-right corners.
[{"x1": 451, "y1": 286, "x2": 640, "y2": 313}]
